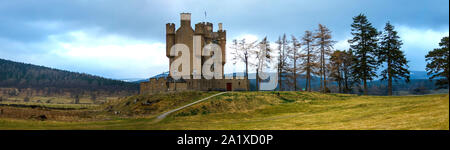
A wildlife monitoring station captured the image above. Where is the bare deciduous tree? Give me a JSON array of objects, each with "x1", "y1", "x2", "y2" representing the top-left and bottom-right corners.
[
  {"x1": 275, "y1": 34, "x2": 290, "y2": 91},
  {"x1": 300, "y1": 30, "x2": 318, "y2": 92},
  {"x1": 286, "y1": 35, "x2": 301, "y2": 91},
  {"x1": 251, "y1": 37, "x2": 272, "y2": 91},
  {"x1": 231, "y1": 38, "x2": 257, "y2": 90},
  {"x1": 314, "y1": 24, "x2": 335, "y2": 93}
]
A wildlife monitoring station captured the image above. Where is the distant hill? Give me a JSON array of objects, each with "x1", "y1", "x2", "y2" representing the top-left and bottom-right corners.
[
  {"x1": 131, "y1": 71, "x2": 169, "y2": 83},
  {"x1": 0, "y1": 58, "x2": 139, "y2": 97},
  {"x1": 409, "y1": 71, "x2": 432, "y2": 79},
  {"x1": 246, "y1": 71, "x2": 446, "y2": 95},
  {"x1": 119, "y1": 78, "x2": 146, "y2": 82}
]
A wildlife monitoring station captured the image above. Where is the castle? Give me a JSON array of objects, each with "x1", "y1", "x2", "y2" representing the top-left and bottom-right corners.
[{"x1": 140, "y1": 13, "x2": 249, "y2": 94}]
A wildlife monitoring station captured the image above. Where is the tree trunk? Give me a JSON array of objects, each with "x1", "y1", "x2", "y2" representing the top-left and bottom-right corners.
[
  {"x1": 308, "y1": 74, "x2": 311, "y2": 92},
  {"x1": 337, "y1": 67, "x2": 342, "y2": 93},
  {"x1": 363, "y1": 77, "x2": 368, "y2": 95},
  {"x1": 306, "y1": 45, "x2": 311, "y2": 92},
  {"x1": 338, "y1": 80, "x2": 342, "y2": 93},
  {"x1": 305, "y1": 71, "x2": 309, "y2": 91},
  {"x1": 245, "y1": 57, "x2": 250, "y2": 90},
  {"x1": 294, "y1": 61, "x2": 297, "y2": 91},
  {"x1": 388, "y1": 75, "x2": 392, "y2": 96},
  {"x1": 388, "y1": 59, "x2": 392, "y2": 96},
  {"x1": 322, "y1": 50, "x2": 327, "y2": 92},
  {"x1": 278, "y1": 64, "x2": 282, "y2": 91},
  {"x1": 256, "y1": 70, "x2": 259, "y2": 91},
  {"x1": 344, "y1": 68, "x2": 349, "y2": 93},
  {"x1": 320, "y1": 74, "x2": 323, "y2": 92}
]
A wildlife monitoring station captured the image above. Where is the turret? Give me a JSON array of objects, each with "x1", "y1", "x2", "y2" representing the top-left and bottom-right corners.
[
  {"x1": 194, "y1": 23, "x2": 205, "y2": 35},
  {"x1": 166, "y1": 23, "x2": 175, "y2": 57},
  {"x1": 205, "y1": 22, "x2": 213, "y2": 32},
  {"x1": 217, "y1": 24, "x2": 226, "y2": 65}
]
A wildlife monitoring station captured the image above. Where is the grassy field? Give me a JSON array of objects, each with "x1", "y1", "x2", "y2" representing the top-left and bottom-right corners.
[{"x1": 0, "y1": 91, "x2": 448, "y2": 130}]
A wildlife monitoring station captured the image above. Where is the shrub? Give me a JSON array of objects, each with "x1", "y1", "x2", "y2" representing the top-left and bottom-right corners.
[{"x1": 24, "y1": 97, "x2": 30, "y2": 102}]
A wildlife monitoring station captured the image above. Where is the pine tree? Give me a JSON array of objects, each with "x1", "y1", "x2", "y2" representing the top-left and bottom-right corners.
[
  {"x1": 379, "y1": 22, "x2": 410, "y2": 95},
  {"x1": 330, "y1": 50, "x2": 345, "y2": 93},
  {"x1": 314, "y1": 24, "x2": 335, "y2": 93},
  {"x1": 330, "y1": 50, "x2": 355, "y2": 93},
  {"x1": 425, "y1": 36, "x2": 449, "y2": 89},
  {"x1": 342, "y1": 49, "x2": 354, "y2": 93},
  {"x1": 348, "y1": 14, "x2": 380, "y2": 95},
  {"x1": 300, "y1": 30, "x2": 317, "y2": 92}
]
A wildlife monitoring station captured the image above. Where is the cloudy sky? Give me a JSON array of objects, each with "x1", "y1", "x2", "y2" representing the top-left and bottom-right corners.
[{"x1": 0, "y1": 0, "x2": 448, "y2": 79}]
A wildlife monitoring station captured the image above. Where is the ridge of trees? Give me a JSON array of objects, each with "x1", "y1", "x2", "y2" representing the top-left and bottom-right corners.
[{"x1": 0, "y1": 58, "x2": 138, "y2": 97}]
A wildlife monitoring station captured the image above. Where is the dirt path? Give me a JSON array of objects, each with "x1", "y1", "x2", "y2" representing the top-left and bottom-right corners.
[{"x1": 153, "y1": 92, "x2": 227, "y2": 123}]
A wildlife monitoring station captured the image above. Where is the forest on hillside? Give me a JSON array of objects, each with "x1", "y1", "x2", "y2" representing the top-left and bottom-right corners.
[{"x1": 0, "y1": 58, "x2": 139, "y2": 98}]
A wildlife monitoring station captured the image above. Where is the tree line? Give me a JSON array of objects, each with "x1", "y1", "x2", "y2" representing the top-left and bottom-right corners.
[{"x1": 231, "y1": 13, "x2": 449, "y2": 95}]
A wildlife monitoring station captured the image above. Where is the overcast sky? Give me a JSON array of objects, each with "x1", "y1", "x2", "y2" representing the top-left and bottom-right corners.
[{"x1": 0, "y1": 0, "x2": 448, "y2": 79}]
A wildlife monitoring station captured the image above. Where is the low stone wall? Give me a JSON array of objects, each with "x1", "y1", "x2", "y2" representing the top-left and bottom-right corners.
[{"x1": 140, "y1": 78, "x2": 249, "y2": 94}]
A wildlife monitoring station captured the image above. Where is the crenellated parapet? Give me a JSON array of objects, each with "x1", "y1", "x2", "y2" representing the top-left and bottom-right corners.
[
  {"x1": 194, "y1": 23, "x2": 205, "y2": 35},
  {"x1": 166, "y1": 23, "x2": 175, "y2": 34}
]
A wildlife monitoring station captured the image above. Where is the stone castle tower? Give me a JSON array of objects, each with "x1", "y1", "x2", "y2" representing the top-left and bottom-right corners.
[
  {"x1": 166, "y1": 13, "x2": 226, "y2": 78},
  {"x1": 140, "y1": 13, "x2": 248, "y2": 94}
]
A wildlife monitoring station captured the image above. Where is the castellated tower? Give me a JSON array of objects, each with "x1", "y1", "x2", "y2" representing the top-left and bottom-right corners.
[
  {"x1": 166, "y1": 13, "x2": 226, "y2": 78},
  {"x1": 140, "y1": 13, "x2": 248, "y2": 94}
]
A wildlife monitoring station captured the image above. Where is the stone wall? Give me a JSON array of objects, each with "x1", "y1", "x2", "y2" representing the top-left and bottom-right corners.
[{"x1": 139, "y1": 78, "x2": 249, "y2": 94}]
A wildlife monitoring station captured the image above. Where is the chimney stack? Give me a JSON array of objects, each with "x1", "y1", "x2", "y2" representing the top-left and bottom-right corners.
[
  {"x1": 180, "y1": 13, "x2": 191, "y2": 27},
  {"x1": 218, "y1": 23, "x2": 223, "y2": 31}
]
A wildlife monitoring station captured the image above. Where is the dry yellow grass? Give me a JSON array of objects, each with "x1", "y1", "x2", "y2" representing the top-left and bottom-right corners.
[{"x1": 0, "y1": 92, "x2": 448, "y2": 130}]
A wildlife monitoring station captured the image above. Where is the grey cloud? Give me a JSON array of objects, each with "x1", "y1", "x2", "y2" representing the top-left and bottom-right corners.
[
  {"x1": 0, "y1": 0, "x2": 448, "y2": 78},
  {"x1": 1, "y1": 0, "x2": 448, "y2": 42}
]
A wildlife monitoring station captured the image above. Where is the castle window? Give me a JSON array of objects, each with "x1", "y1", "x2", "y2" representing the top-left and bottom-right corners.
[{"x1": 238, "y1": 82, "x2": 240, "y2": 86}]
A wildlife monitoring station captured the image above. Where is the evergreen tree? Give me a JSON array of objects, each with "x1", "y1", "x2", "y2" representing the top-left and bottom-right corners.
[
  {"x1": 348, "y1": 14, "x2": 380, "y2": 95},
  {"x1": 342, "y1": 49, "x2": 355, "y2": 93},
  {"x1": 330, "y1": 50, "x2": 345, "y2": 93},
  {"x1": 379, "y1": 22, "x2": 410, "y2": 95},
  {"x1": 330, "y1": 49, "x2": 355, "y2": 93},
  {"x1": 425, "y1": 36, "x2": 449, "y2": 89}
]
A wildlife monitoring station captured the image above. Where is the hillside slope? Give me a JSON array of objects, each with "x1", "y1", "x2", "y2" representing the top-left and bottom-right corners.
[
  {"x1": 0, "y1": 92, "x2": 447, "y2": 130},
  {"x1": 157, "y1": 92, "x2": 449, "y2": 130}
]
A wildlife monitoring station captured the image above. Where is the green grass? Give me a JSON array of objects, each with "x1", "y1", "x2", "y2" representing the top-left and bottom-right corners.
[{"x1": 0, "y1": 92, "x2": 448, "y2": 130}]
